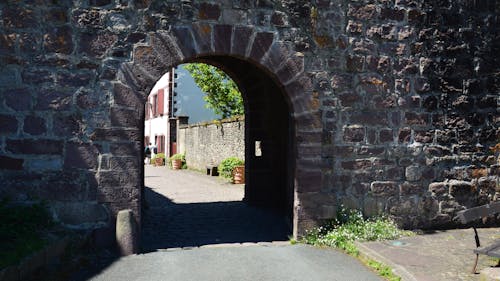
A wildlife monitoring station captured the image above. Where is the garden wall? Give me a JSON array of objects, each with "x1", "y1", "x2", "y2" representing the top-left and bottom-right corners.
[{"x1": 178, "y1": 117, "x2": 244, "y2": 171}]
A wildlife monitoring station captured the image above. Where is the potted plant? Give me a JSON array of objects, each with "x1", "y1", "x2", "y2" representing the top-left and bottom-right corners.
[
  {"x1": 218, "y1": 157, "x2": 244, "y2": 184},
  {"x1": 232, "y1": 165, "x2": 245, "y2": 184},
  {"x1": 153, "y1": 153, "x2": 165, "y2": 166},
  {"x1": 169, "y1": 153, "x2": 185, "y2": 170}
]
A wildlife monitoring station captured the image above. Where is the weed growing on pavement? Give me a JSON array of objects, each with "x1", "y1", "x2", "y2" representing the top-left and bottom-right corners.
[
  {"x1": 302, "y1": 205, "x2": 412, "y2": 280},
  {"x1": 363, "y1": 258, "x2": 401, "y2": 281},
  {"x1": 303, "y1": 206, "x2": 412, "y2": 251}
]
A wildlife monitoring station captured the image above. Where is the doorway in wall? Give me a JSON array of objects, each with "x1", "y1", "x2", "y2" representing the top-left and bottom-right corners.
[{"x1": 141, "y1": 57, "x2": 295, "y2": 251}]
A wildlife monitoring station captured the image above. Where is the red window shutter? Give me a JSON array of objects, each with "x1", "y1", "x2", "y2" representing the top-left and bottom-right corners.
[{"x1": 158, "y1": 89, "x2": 164, "y2": 115}]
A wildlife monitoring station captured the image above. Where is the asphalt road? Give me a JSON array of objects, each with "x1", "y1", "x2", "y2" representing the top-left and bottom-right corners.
[
  {"x1": 72, "y1": 167, "x2": 381, "y2": 281},
  {"x1": 87, "y1": 243, "x2": 381, "y2": 281}
]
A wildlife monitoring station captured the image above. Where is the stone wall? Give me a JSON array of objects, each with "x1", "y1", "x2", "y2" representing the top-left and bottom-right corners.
[
  {"x1": 0, "y1": 0, "x2": 498, "y2": 238},
  {"x1": 178, "y1": 117, "x2": 244, "y2": 171}
]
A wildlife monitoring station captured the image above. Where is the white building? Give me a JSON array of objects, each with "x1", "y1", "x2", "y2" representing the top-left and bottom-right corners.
[{"x1": 144, "y1": 68, "x2": 178, "y2": 157}]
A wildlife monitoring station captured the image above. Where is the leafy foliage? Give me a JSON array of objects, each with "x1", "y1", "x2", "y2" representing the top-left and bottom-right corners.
[
  {"x1": 302, "y1": 206, "x2": 411, "y2": 280},
  {"x1": 183, "y1": 63, "x2": 244, "y2": 119},
  {"x1": 0, "y1": 200, "x2": 54, "y2": 268},
  {"x1": 303, "y1": 206, "x2": 413, "y2": 254},
  {"x1": 218, "y1": 157, "x2": 244, "y2": 179}
]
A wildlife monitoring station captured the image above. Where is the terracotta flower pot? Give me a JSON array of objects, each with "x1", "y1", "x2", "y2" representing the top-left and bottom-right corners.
[
  {"x1": 233, "y1": 165, "x2": 245, "y2": 184},
  {"x1": 155, "y1": 157, "x2": 164, "y2": 166},
  {"x1": 172, "y1": 159, "x2": 182, "y2": 170}
]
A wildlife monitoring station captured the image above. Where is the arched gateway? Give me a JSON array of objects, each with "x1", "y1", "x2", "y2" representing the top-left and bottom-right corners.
[{"x1": 113, "y1": 26, "x2": 321, "y2": 238}]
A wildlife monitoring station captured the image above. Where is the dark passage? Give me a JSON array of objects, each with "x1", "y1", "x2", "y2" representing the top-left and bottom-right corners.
[{"x1": 141, "y1": 187, "x2": 289, "y2": 252}]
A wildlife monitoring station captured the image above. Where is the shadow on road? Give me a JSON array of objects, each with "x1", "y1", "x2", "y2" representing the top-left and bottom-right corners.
[{"x1": 141, "y1": 186, "x2": 290, "y2": 252}]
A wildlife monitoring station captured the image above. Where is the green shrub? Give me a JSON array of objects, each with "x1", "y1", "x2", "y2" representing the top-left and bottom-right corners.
[
  {"x1": 302, "y1": 206, "x2": 410, "y2": 280},
  {"x1": 218, "y1": 157, "x2": 244, "y2": 179},
  {"x1": 153, "y1": 153, "x2": 166, "y2": 159},
  {"x1": 0, "y1": 200, "x2": 54, "y2": 268},
  {"x1": 303, "y1": 205, "x2": 412, "y2": 253}
]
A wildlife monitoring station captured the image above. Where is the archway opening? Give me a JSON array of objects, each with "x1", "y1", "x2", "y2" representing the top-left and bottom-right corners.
[{"x1": 141, "y1": 55, "x2": 295, "y2": 250}]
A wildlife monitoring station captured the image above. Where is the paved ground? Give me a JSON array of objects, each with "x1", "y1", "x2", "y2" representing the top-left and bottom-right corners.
[
  {"x1": 86, "y1": 244, "x2": 381, "y2": 281},
  {"x1": 68, "y1": 165, "x2": 500, "y2": 281},
  {"x1": 141, "y1": 166, "x2": 290, "y2": 251},
  {"x1": 69, "y1": 166, "x2": 381, "y2": 281},
  {"x1": 357, "y1": 227, "x2": 500, "y2": 281}
]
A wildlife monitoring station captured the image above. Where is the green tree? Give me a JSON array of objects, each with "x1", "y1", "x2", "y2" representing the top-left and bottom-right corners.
[{"x1": 183, "y1": 63, "x2": 244, "y2": 119}]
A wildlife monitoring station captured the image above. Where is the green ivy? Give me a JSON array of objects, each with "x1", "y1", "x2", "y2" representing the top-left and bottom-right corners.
[{"x1": 218, "y1": 157, "x2": 244, "y2": 179}]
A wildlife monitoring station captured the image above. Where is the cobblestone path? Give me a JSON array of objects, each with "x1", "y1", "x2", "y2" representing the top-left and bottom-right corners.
[{"x1": 141, "y1": 166, "x2": 290, "y2": 252}]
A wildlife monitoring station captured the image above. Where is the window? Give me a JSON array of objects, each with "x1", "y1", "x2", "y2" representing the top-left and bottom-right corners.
[{"x1": 152, "y1": 95, "x2": 158, "y2": 117}]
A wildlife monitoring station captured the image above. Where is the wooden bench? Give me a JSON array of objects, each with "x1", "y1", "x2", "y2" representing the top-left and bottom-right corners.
[{"x1": 455, "y1": 201, "x2": 500, "y2": 273}]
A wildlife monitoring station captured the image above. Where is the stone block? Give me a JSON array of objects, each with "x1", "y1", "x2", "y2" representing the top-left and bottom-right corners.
[
  {"x1": 116, "y1": 209, "x2": 139, "y2": 256},
  {"x1": 36, "y1": 88, "x2": 73, "y2": 110},
  {"x1": 117, "y1": 62, "x2": 155, "y2": 92},
  {"x1": 342, "y1": 159, "x2": 371, "y2": 170},
  {"x1": 191, "y1": 23, "x2": 212, "y2": 54},
  {"x1": 0, "y1": 114, "x2": 18, "y2": 135},
  {"x1": 276, "y1": 54, "x2": 304, "y2": 85},
  {"x1": 348, "y1": 4, "x2": 377, "y2": 20},
  {"x1": 405, "y1": 165, "x2": 422, "y2": 181},
  {"x1": 22, "y1": 69, "x2": 54, "y2": 85},
  {"x1": 198, "y1": 2, "x2": 220, "y2": 20},
  {"x1": 338, "y1": 92, "x2": 362, "y2": 107},
  {"x1": 53, "y1": 202, "x2": 109, "y2": 227},
  {"x1": 131, "y1": 45, "x2": 166, "y2": 79},
  {"x1": 7, "y1": 139, "x2": 63, "y2": 155},
  {"x1": 4, "y1": 88, "x2": 32, "y2": 111},
  {"x1": 231, "y1": 26, "x2": 253, "y2": 57},
  {"x1": 28, "y1": 158, "x2": 62, "y2": 172},
  {"x1": 249, "y1": 32, "x2": 274, "y2": 62},
  {"x1": 90, "y1": 128, "x2": 141, "y2": 142},
  {"x1": 112, "y1": 83, "x2": 143, "y2": 107},
  {"x1": 370, "y1": 181, "x2": 398, "y2": 197},
  {"x1": 110, "y1": 107, "x2": 141, "y2": 128},
  {"x1": 449, "y1": 180, "x2": 474, "y2": 197},
  {"x1": 0, "y1": 33, "x2": 16, "y2": 53},
  {"x1": 80, "y1": 31, "x2": 118, "y2": 58},
  {"x1": 23, "y1": 115, "x2": 46, "y2": 136},
  {"x1": 110, "y1": 143, "x2": 141, "y2": 157},
  {"x1": 295, "y1": 170, "x2": 322, "y2": 193},
  {"x1": 343, "y1": 125, "x2": 365, "y2": 142},
  {"x1": 64, "y1": 142, "x2": 99, "y2": 169},
  {"x1": 109, "y1": 157, "x2": 140, "y2": 171},
  {"x1": 350, "y1": 111, "x2": 389, "y2": 126},
  {"x1": 346, "y1": 54, "x2": 365, "y2": 72},
  {"x1": 3, "y1": 6, "x2": 37, "y2": 28},
  {"x1": 214, "y1": 24, "x2": 232, "y2": 54},
  {"x1": 98, "y1": 171, "x2": 139, "y2": 188},
  {"x1": 0, "y1": 155, "x2": 24, "y2": 170},
  {"x1": 43, "y1": 26, "x2": 73, "y2": 54},
  {"x1": 172, "y1": 26, "x2": 197, "y2": 58}
]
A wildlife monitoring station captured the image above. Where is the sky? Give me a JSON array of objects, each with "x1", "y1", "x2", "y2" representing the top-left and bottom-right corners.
[{"x1": 150, "y1": 64, "x2": 221, "y2": 124}]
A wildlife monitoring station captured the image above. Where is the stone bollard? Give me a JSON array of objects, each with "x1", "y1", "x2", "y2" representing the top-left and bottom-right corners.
[{"x1": 116, "y1": 209, "x2": 138, "y2": 256}]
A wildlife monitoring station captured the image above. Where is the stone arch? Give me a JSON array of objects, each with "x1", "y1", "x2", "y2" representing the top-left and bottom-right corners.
[{"x1": 111, "y1": 25, "x2": 323, "y2": 238}]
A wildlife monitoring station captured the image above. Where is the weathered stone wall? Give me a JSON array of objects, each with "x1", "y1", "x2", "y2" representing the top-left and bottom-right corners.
[
  {"x1": 178, "y1": 117, "x2": 244, "y2": 171},
  {"x1": 0, "y1": 0, "x2": 498, "y2": 239}
]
